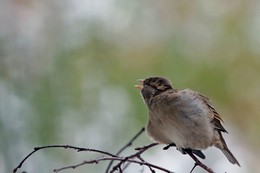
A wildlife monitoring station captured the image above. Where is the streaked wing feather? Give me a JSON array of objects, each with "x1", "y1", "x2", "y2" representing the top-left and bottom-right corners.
[{"x1": 197, "y1": 92, "x2": 228, "y2": 133}]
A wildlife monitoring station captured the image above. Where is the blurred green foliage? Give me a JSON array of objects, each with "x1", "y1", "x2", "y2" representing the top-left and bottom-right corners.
[{"x1": 0, "y1": 0, "x2": 260, "y2": 173}]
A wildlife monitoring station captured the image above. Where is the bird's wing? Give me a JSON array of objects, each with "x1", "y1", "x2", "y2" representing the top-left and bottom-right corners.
[
  {"x1": 163, "y1": 89, "x2": 228, "y2": 133},
  {"x1": 196, "y1": 92, "x2": 228, "y2": 133}
]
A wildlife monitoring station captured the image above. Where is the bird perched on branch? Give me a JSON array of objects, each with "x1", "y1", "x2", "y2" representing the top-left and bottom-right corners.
[{"x1": 135, "y1": 76, "x2": 240, "y2": 166}]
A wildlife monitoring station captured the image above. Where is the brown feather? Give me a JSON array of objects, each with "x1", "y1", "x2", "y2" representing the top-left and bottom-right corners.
[{"x1": 197, "y1": 93, "x2": 228, "y2": 133}]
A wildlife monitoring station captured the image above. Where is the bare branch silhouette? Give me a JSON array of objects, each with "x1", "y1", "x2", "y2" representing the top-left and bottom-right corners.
[
  {"x1": 109, "y1": 143, "x2": 159, "y2": 173},
  {"x1": 53, "y1": 156, "x2": 173, "y2": 173},
  {"x1": 105, "y1": 127, "x2": 145, "y2": 173},
  {"x1": 186, "y1": 151, "x2": 214, "y2": 173},
  {"x1": 13, "y1": 145, "x2": 116, "y2": 173},
  {"x1": 162, "y1": 144, "x2": 213, "y2": 173},
  {"x1": 13, "y1": 127, "x2": 216, "y2": 173}
]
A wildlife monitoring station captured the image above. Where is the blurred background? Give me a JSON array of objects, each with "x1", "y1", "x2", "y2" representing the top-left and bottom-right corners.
[{"x1": 1, "y1": 0, "x2": 260, "y2": 173}]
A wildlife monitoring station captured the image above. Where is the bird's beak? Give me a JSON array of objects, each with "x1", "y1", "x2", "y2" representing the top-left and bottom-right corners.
[{"x1": 134, "y1": 79, "x2": 144, "y2": 90}]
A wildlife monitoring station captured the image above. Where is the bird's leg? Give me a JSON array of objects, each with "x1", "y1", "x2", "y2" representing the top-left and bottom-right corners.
[
  {"x1": 163, "y1": 144, "x2": 206, "y2": 159},
  {"x1": 163, "y1": 144, "x2": 191, "y2": 156},
  {"x1": 163, "y1": 143, "x2": 176, "y2": 150}
]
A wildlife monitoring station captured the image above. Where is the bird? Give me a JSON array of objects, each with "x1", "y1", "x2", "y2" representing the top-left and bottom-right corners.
[{"x1": 135, "y1": 76, "x2": 240, "y2": 166}]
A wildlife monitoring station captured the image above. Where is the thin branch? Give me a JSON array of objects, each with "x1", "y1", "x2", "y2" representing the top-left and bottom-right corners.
[
  {"x1": 13, "y1": 145, "x2": 116, "y2": 173},
  {"x1": 189, "y1": 163, "x2": 198, "y2": 173},
  {"x1": 135, "y1": 143, "x2": 159, "y2": 151},
  {"x1": 118, "y1": 166, "x2": 123, "y2": 173},
  {"x1": 110, "y1": 143, "x2": 159, "y2": 173},
  {"x1": 116, "y1": 127, "x2": 146, "y2": 155},
  {"x1": 105, "y1": 127, "x2": 145, "y2": 173},
  {"x1": 13, "y1": 128, "x2": 215, "y2": 173},
  {"x1": 137, "y1": 155, "x2": 156, "y2": 173},
  {"x1": 53, "y1": 156, "x2": 174, "y2": 173},
  {"x1": 186, "y1": 151, "x2": 214, "y2": 173}
]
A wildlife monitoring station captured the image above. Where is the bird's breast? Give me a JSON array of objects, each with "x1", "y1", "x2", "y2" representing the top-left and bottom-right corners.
[{"x1": 148, "y1": 97, "x2": 215, "y2": 149}]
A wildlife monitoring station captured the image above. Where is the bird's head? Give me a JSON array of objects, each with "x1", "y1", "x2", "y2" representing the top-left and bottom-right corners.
[{"x1": 135, "y1": 77, "x2": 173, "y2": 106}]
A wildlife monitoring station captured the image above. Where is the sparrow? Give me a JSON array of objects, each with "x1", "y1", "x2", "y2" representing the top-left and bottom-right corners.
[{"x1": 135, "y1": 76, "x2": 240, "y2": 166}]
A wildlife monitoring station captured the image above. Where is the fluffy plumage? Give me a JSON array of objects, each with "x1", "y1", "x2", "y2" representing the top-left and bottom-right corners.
[{"x1": 136, "y1": 77, "x2": 240, "y2": 166}]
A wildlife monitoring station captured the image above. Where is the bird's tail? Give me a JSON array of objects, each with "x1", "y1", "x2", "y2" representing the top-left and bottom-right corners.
[
  {"x1": 220, "y1": 144, "x2": 240, "y2": 166},
  {"x1": 215, "y1": 133, "x2": 241, "y2": 167}
]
